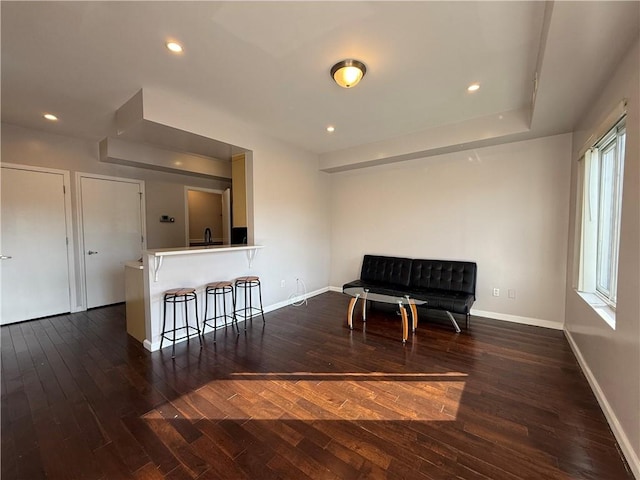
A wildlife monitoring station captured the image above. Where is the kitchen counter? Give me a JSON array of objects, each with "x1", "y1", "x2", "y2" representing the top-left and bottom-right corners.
[
  {"x1": 146, "y1": 244, "x2": 263, "y2": 257},
  {"x1": 139, "y1": 244, "x2": 265, "y2": 352}
]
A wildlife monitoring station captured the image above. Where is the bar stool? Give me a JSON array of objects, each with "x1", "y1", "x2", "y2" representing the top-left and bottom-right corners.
[
  {"x1": 234, "y1": 276, "x2": 265, "y2": 328},
  {"x1": 203, "y1": 281, "x2": 238, "y2": 340},
  {"x1": 160, "y1": 288, "x2": 202, "y2": 359}
]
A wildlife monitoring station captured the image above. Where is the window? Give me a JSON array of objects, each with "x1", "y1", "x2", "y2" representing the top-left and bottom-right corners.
[{"x1": 577, "y1": 117, "x2": 625, "y2": 323}]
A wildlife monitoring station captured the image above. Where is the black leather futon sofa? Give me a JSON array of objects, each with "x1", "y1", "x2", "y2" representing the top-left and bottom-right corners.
[{"x1": 342, "y1": 255, "x2": 477, "y2": 332}]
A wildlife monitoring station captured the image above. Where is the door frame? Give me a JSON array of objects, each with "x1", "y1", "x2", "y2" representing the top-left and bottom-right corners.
[
  {"x1": 184, "y1": 186, "x2": 225, "y2": 246},
  {"x1": 1, "y1": 163, "x2": 78, "y2": 313},
  {"x1": 75, "y1": 173, "x2": 146, "y2": 310}
]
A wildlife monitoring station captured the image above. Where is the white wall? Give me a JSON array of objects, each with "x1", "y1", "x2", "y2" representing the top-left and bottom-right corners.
[
  {"x1": 1, "y1": 123, "x2": 231, "y2": 306},
  {"x1": 329, "y1": 133, "x2": 572, "y2": 328},
  {"x1": 2, "y1": 120, "x2": 331, "y2": 311},
  {"x1": 564, "y1": 38, "x2": 639, "y2": 475},
  {"x1": 105, "y1": 88, "x2": 332, "y2": 308},
  {"x1": 146, "y1": 181, "x2": 191, "y2": 249}
]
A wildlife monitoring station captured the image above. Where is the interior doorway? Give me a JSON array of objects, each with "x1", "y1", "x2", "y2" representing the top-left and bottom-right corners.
[{"x1": 185, "y1": 187, "x2": 230, "y2": 246}]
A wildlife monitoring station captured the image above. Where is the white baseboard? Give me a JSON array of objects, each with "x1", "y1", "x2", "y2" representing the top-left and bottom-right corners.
[
  {"x1": 470, "y1": 309, "x2": 564, "y2": 330},
  {"x1": 264, "y1": 286, "x2": 330, "y2": 313},
  {"x1": 565, "y1": 330, "x2": 639, "y2": 479}
]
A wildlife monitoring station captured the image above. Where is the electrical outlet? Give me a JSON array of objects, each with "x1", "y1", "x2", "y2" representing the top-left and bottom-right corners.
[
  {"x1": 492, "y1": 288, "x2": 500, "y2": 297},
  {"x1": 508, "y1": 289, "x2": 516, "y2": 299},
  {"x1": 280, "y1": 280, "x2": 286, "y2": 288}
]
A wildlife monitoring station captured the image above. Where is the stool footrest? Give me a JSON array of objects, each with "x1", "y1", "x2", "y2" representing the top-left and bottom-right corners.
[
  {"x1": 203, "y1": 314, "x2": 237, "y2": 327},
  {"x1": 160, "y1": 325, "x2": 202, "y2": 343},
  {"x1": 235, "y1": 307, "x2": 265, "y2": 319}
]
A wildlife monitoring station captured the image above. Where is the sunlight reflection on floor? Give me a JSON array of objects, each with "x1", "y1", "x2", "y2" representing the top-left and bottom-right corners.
[{"x1": 151, "y1": 372, "x2": 467, "y2": 421}]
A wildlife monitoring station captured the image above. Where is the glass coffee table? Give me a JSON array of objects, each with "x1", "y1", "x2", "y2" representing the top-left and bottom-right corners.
[{"x1": 343, "y1": 286, "x2": 425, "y2": 343}]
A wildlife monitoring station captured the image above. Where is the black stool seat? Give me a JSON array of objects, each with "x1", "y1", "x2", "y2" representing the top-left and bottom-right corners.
[
  {"x1": 234, "y1": 276, "x2": 265, "y2": 328},
  {"x1": 160, "y1": 287, "x2": 202, "y2": 358},
  {"x1": 204, "y1": 280, "x2": 238, "y2": 340}
]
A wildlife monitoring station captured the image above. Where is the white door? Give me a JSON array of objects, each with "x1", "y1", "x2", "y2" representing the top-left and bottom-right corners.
[
  {"x1": 1, "y1": 167, "x2": 71, "y2": 324},
  {"x1": 80, "y1": 176, "x2": 143, "y2": 308}
]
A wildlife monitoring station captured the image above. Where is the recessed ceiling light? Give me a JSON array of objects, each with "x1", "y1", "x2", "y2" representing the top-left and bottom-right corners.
[
  {"x1": 467, "y1": 83, "x2": 480, "y2": 92},
  {"x1": 166, "y1": 41, "x2": 183, "y2": 53},
  {"x1": 327, "y1": 126, "x2": 335, "y2": 133},
  {"x1": 43, "y1": 113, "x2": 58, "y2": 121}
]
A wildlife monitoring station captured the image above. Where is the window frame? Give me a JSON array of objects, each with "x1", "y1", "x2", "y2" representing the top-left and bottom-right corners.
[
  {"x1": 593, "y1": 120, "x2": 625, "y2": 307},
  {"x1": 578, "y1": 117, "x2": 626, "y2": 316}
]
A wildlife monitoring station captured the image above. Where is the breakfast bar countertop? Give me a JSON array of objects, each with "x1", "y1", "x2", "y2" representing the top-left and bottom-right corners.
[{"x1": 145, "y1": 244, "x2": 264, "y2": 257}]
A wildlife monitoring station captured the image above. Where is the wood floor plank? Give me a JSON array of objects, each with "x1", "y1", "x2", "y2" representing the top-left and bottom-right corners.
[
  {"x1": 1, "y1": 430, "x2": 18, "y2": 480},
  {"x1": 92, "y1": 442, "x2": 137, "y2": 480},
  {"x1": 188, "y1": 433, "x2": 249, "y2": 479},
  {"x1": 243, "y1": 420, "x2": 341, "y2": 480},
  {"x1": 194, "y1": 418, "x2": 247, "y2": 460},
  {"x1": 121, "y1": 414, "x2": 180, "y2": 474},
  {"x1": 1, "y1": 293, "x2": 634, "y2": 479},
  {"x1": 142, "y1": 409, "x2": 209, "y2": 477},
  {"x1": 133, "y1": 462, "x2": 167, "y2": 480}
]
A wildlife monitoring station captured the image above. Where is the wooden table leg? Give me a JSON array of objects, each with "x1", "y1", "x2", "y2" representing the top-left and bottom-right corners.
[
  {"x1": 409, "y1": 300, "x2": 418, "y2": 332},
  {"x1": 347, "y1": 295, "x2": 359, "y2": 329},
  {"x1": 399, "y1": 304, "x2": 408, "y2": 343}
]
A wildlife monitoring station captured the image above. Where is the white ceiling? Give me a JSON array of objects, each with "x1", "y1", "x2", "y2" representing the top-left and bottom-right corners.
[{"x1": 2, "y1": 1, "x2": 638, "y2": 161}]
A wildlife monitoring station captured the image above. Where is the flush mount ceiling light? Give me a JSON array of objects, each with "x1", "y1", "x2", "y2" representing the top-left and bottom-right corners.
[
  {"x1": 467, "y1": 83, "x2": 480, "y2": 92},
  {"x1": 43, "y1": 113, "x2": 58, "y2": 121},
  {"x1": 166, "y1": 41, "x2": 183, "y2": 53},
  {"x1": 330, "y1": 59, "x2": 366, "y2": 88}
]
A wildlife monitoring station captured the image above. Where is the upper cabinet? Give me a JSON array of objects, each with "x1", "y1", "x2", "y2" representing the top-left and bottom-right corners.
[{"x1": 231, "y1": 153, "x2": 247, "y2": 228}]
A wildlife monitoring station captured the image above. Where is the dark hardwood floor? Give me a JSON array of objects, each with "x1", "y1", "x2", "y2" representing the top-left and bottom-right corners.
[{"x1": 1, "y1": 292, "x2": 633, "y2": 479}]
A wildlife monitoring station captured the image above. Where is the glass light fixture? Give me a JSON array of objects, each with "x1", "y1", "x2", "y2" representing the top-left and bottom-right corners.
[
  {"x1": 166, "y1": 41, "x2": 183, "y2": 53},
  {"x1": 43, "y1": 113, "x2": 58, "y2": 121},
  {"x1": 331, "y1": 59, "x2": 366, "y2": 88}
]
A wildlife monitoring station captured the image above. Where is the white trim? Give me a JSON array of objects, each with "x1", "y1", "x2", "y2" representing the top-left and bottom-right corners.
[
  {"x1": 470, "y1": 309, "x2": 564, "y2": 330},
  {"x1": 575, "y1": 290, "x2": 616, "y2": 329},
  {"x1": 75, "y1": 172, "x2": 146, "y2": 310},
  {"x1": 578, "y1": 99, "x2": 627, "y2": 159},
  {"x1": 265, "y1": 287, "x2": 329, "y2": 313},
  {"x1": 0, "y1": 163, "x2": 78, "y2": 315},
  {"x1": 565, "y1": 330, "x2": 639, "y2": 479}
]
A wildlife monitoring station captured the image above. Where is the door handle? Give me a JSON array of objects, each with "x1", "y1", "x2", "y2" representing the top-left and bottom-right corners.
[
  {"x1": 0, "y1": 255, "x2": 12, "y2": 260},
  {"x1": 87, "y1": 251, "x2": 99, "y2": 255}
]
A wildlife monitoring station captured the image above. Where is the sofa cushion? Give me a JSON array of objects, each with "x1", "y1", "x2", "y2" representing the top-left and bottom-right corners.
[
  {"x1": 409, "y1": 259, "x2": 477, "y2": 297},
  {"x1": 360, "y1": 255, "x2": 413, "y2": 287},
  {"x1": 409, "y1": 289, "x2": 475, "y2": 315}
]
